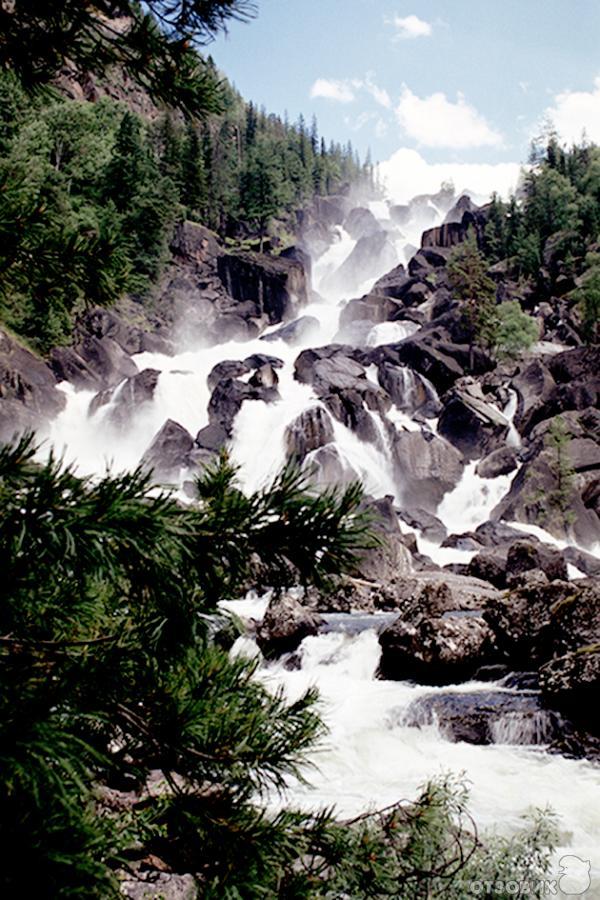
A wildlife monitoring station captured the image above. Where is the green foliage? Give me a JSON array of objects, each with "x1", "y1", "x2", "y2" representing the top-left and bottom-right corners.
[
  {"x1": 572, "y1": 252, "x2": 600, "y2": 342},
  {"x1": 0, "y1": 0, "x2": 257, "y2": 117},
  {"x1": 494, "y1": 300, "x2": 539, "y2": 359},
  {"x1": 0, "y1": 65, "x2": 367, "y2": 350},
  {"x1": 0, "y1": 436, "x2": 557, "y2": 896},
  {"x1": 544, "y1": 416, "x2": 577, "y2": 535},
  {"x1": 447, "y1": 230, "x2": 498, "y2": 360}
]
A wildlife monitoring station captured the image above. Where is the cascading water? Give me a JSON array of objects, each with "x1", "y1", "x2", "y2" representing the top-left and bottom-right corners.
[{"x1": 43, "y1": 191, "x2": 600, "y2": 890}]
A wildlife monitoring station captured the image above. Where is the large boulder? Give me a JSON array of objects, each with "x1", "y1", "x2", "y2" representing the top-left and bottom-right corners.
[
  {"x1": 511, "y1": 359, "x2": 557, "y2": 435},
  {"x1": 217, "y1": 251, "x2": 308, "y2": 325},
  {"x1": 476, "y1": 446, "x2": 519, "y2": 479},
  {"x1": 284, "y1": 406, "x2": 335, "y2": 461},
  {"x1": 338, "y1": 294, "x2": 399, "y2": 330},
  {"x1": 141, "y1": 419, "x2": 196, "y2": 482},
  {"x1": 467, "y1": 538, "x2": 568, "y2": 590},
  {"x1": 438, "y1": 388, "x2": 510, "y2": 461},
  {"x1": 393, "y1": 430, "x2": 464, "y2": 510},
  {"x1": 378, "y1": 612, "x2": 497, "y2": 684},
  {"x1": 401, "y1": 689, "x2": 561, "y2": 746},
  {"x1": 256, "y1": 593, "x2": 323, "y2": 659},
  {"x1": 71, "y1": 335, "x2": 139, "y2": 389},
  {"x1": 351, "y1": 496, "x2": 412, "y2": 583},
  {"x1": 207, "y1": 359, "x2": 251, "y2": 391},
  {"x1": 0, "y1": 329, "x2": 66, "y2": 442},
  {"x1": 540, "y1": 646, "x2": 600, "y2": 733},
  {"x1": 171, "y1": 220, "x2": 220, "y2": 266},
  {"x1": 393, "y1": 337, "x2": 465, "y2": 393},
  {"x1": 343, "y1": 206, "x2": 381, "y2": 240}
]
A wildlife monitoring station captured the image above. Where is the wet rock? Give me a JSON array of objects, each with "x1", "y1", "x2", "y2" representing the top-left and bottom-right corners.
[
  {"x1": 476, "y1": 446, "x2": 519, "y2": 479},
  {"x1": 206, "y1": 377, "x2": 278, "y2": 439},
  {"x1": 352, "y1": 496, "x2": 413, "y2": 583},
  {"x1": 467, "y1": 549, "x2": 508, "y2": 588},
  {"x1": 243, "y1": 353, "x2": 285, "y2": 371},
  {"x1": 195, "y1": 422, "x2": 229, "y2": 452},
  {"x1": 378, "y1": 613, "x2": 497, "y2": 684},
  {"x1": 77, "y1": 306, "x2": 174, "y2": 358},
  {"x1": 207, "y1": 359, "x2": 250, "y2": 391},
  {"x1": 284, "y1": 406, "x2": 335, "y2": 461},
  {"x1": 260, "y1": 315, "x2": 320, "y2": 345},
  {"x1": 393, "y1": 430, "x2": 464, "y2": 511},
  {"x1": 141, "y1": 419, "x2": 195, "y2": 482},
  {"x1": 401, "y1": 690, "x2": 561, "y2": 746},
  {"x1": 280, "y1": 244, "x2": 312, "y2": 282},
  {"x1": 256, "y1": 593, "x2": 323, "y2": 658},
  {"x1": 302, "y1": 444, "x2": 359, "y2": 488},
  {"x1": 249, "y1": 364, "x2": 279, "y2": 389},
  {"x1": 50, "y1": 346, "x2": 105, "y2": 390},
  {"x1": 378, "y1": 364, "x2": 441, "y2": 417},
  {"x1": 438, "y1": 388, "x2": 509, "y2": 461}
]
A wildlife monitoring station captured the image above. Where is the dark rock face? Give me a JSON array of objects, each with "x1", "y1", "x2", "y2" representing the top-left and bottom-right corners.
[
  {"x1": 294, "y1": 345, "x2": 391, "y2": 445},
  {"x1": 476, "y1": 446, "x2": 519, "y2": 479},
  {"x1": 408, "y1": 247, "x2": 449, "y2": 277},
  {"x1": 540, "y1": 647, "x2": 600, "y2": 735},
  {"x1": 141, "y1": 419, "x2": 196, "y2": 482},
  {"x1": 491, "y1": 443, "x2": 600, "y2": 550},
  {"x1": 89, "y1": 368, "x2": 160, "y2": 427},
  {"x1": 378, "y1": 613, "x2": 497, "y2": 684},
  {"x1": 0, "y1": 329, "x2": 66, "y2": 441},
  {"x1": 280, "y1": 245, "x2": 312, "y2": 282},
  {"x1": 393, "y1": 430, "x2": 464, "y2": 511},
  {"x1": 372, "y1": 264, "x2": 411, "y2": 300},
  {"x1": 438, "y1": 389, "x2": 509, "y2": 461},
  {"x1": 76, "y1": 306, "x2": 174, "y2": 358},
  {"x1": 285, "y1": 406, "x2": 335, "y2": 461},
  {"x1": 217, "y1": 251, "x2": 308, "y2": 325},
  {"x1": 393, "y1": 337, "x2": 465, "y2": 393},
  {"x1": 339, "y1": 294, "x2": 398, "y2": 330},
  {"x1": 343, "y1": 206, "x2": 381, "y2": 240},
  {"x1": 401, "y1": 690, "x2": 561, "y2": 746},
  {"x1": 256, "y1": 593, "x2": 323, "y2": 659},
  {"x1": 260, "y1": 315, "x2": 320, "y2": 346},
  {"x1": 467, "y1": 538, "x2": 567, "y2": 590},
  {"x1": 484, "y1": 579, "x2": 575, "y2": 667},
  {"x1": 511, "y1": 360, "x2": 557, "y2": 435}
]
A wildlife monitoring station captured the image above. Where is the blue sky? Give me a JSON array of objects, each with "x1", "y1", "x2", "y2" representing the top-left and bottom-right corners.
[{"x1": 210, "y1": 1, "x2": 600, "y2": 200}]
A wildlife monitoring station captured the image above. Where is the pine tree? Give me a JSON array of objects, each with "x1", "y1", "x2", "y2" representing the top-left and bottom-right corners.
[{"x1": 447, "y1": 231, "x2": 498, "y2": 367}]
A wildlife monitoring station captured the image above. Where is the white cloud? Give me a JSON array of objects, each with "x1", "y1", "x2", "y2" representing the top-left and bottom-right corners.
[
  {"x1": 389, "y1": 14, "x2": 432, "y2": 40},
  {"x1": 365, "y1": 74, "x2": 392, "y2": 109},
  {"x1": 395, "y1": 85, "x2": 503, "y2": 149},
  {"x1": 546, "y1": 76, "x2": 600, "y2": 144},
  {"x1": 310, "y1": 78, "x2": 357, "y2": 103},
  {"x1": 378, "y1": 147, "x2": 522, "y2": 205}
]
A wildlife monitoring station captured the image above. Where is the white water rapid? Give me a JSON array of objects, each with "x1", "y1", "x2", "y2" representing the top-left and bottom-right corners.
[{"x1": 44, "y1": 192, "x2": 600, "y2": 893}]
